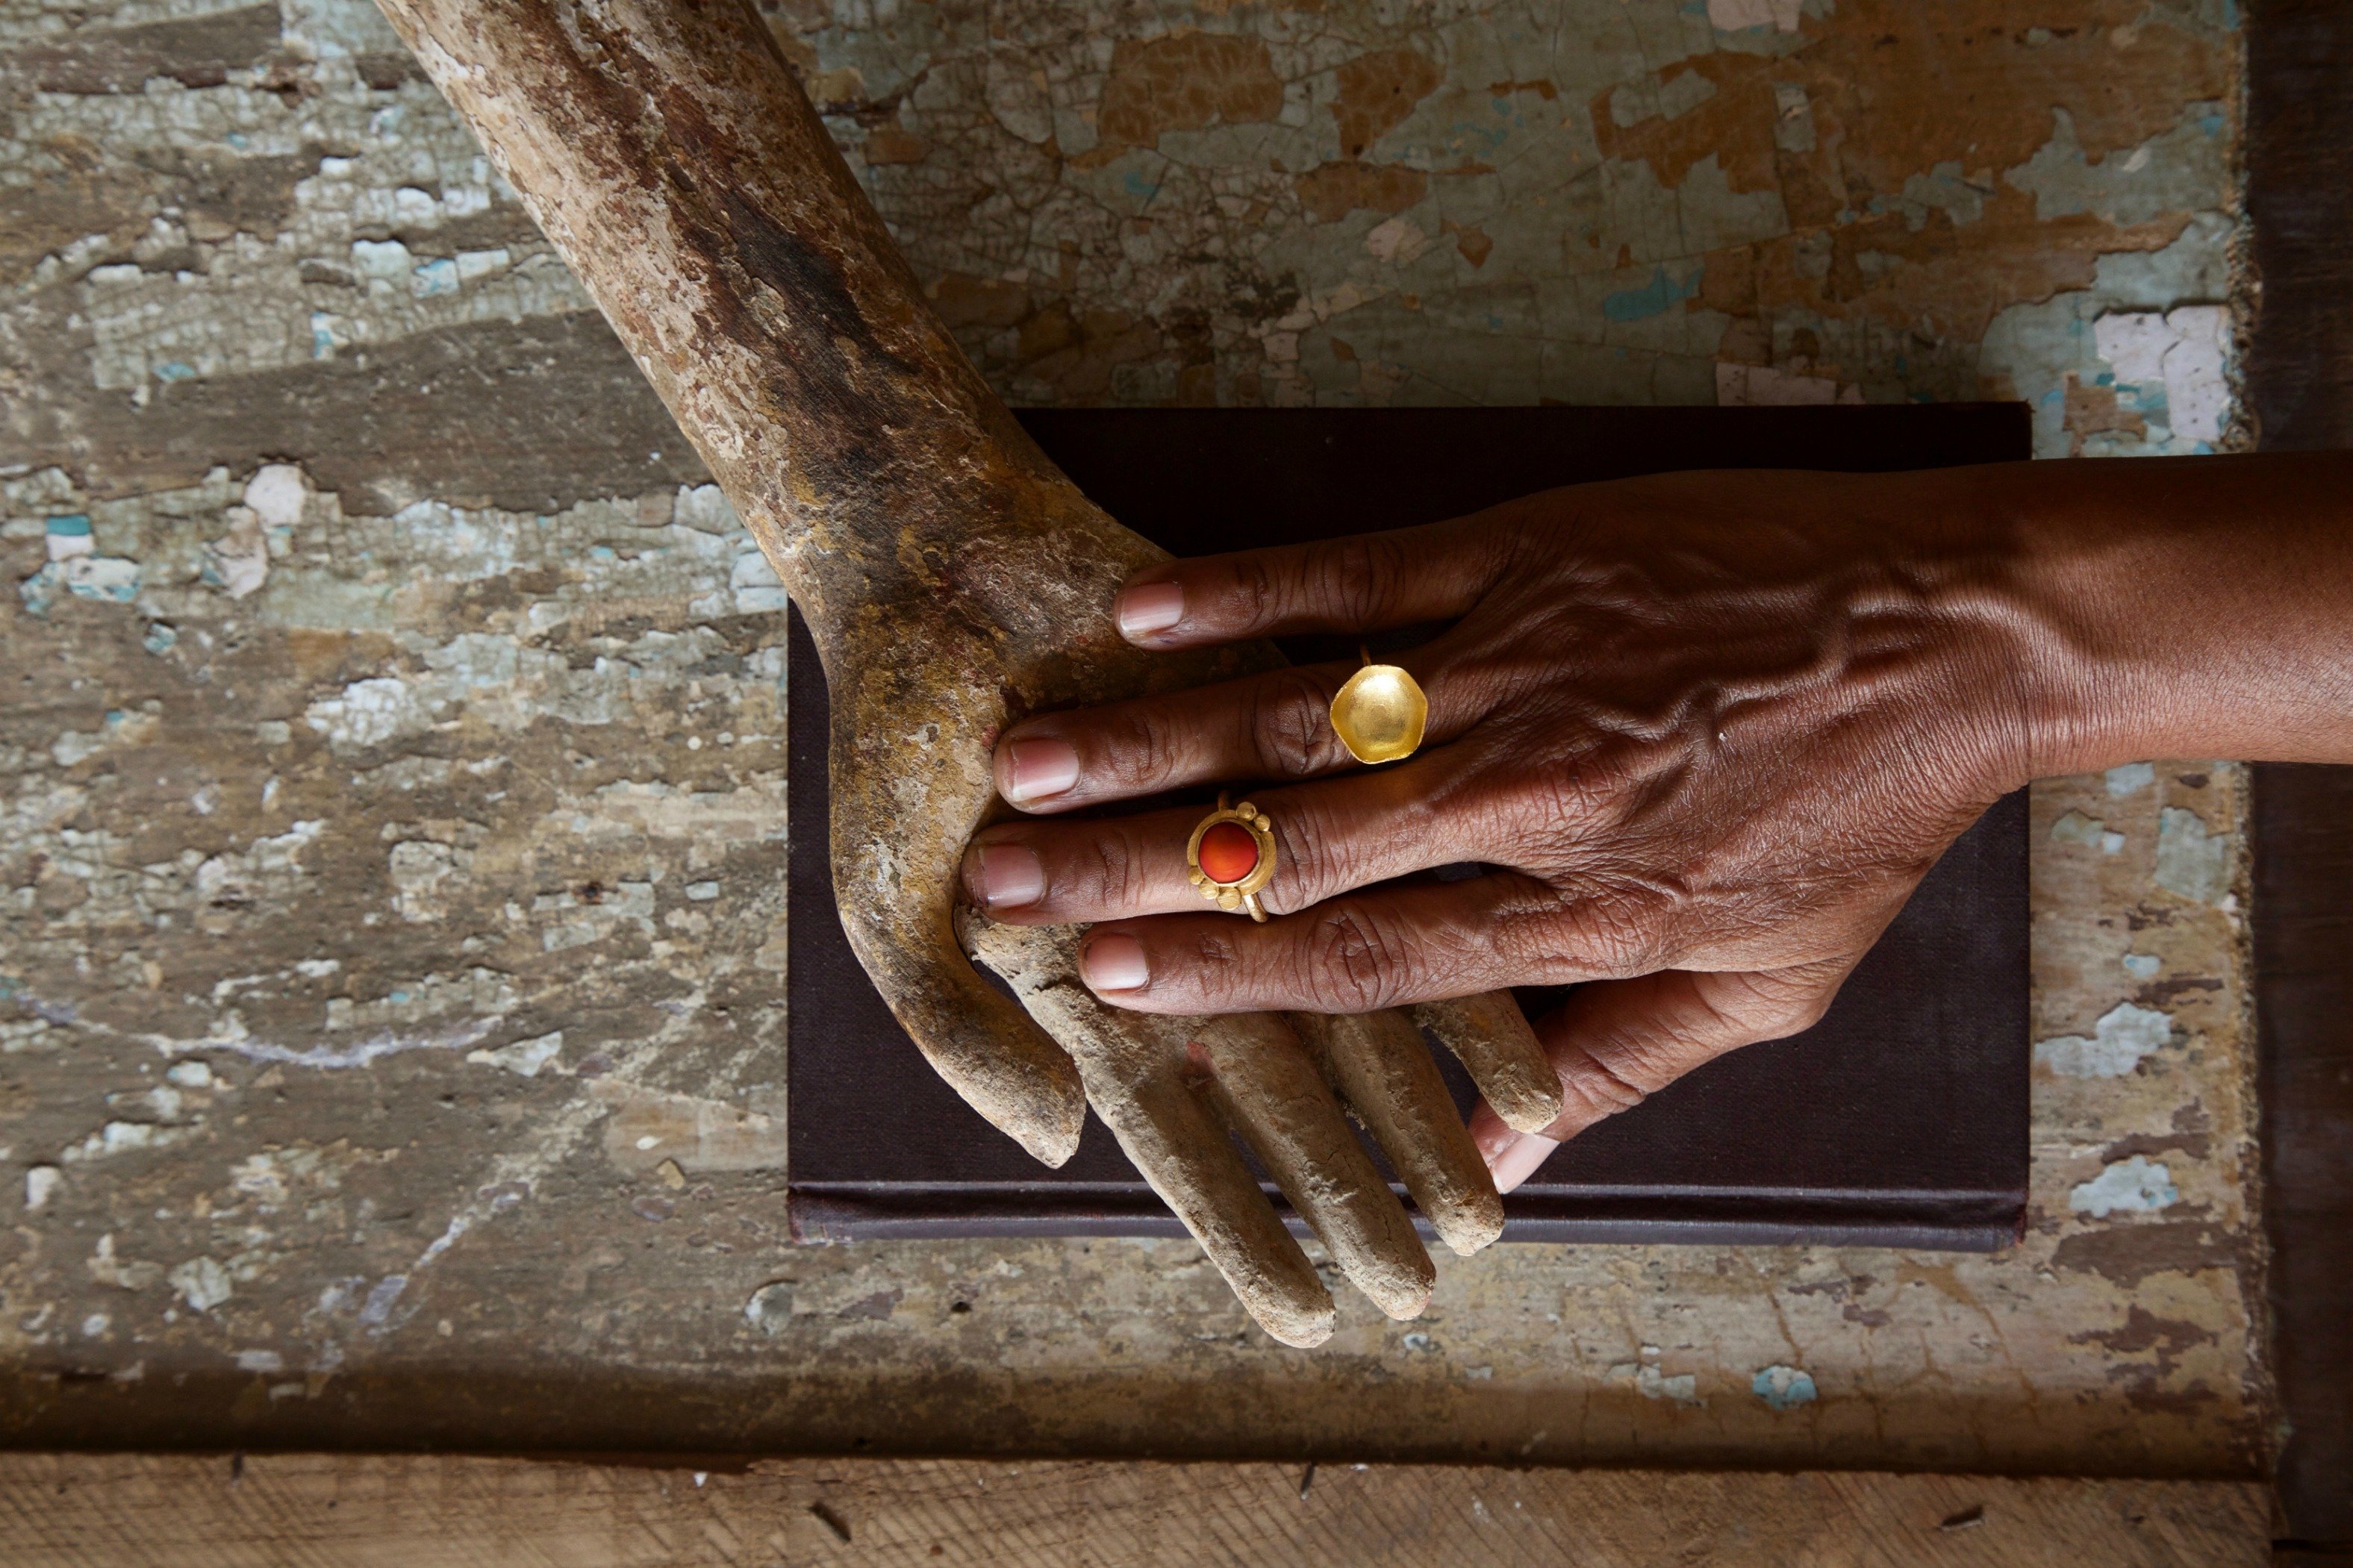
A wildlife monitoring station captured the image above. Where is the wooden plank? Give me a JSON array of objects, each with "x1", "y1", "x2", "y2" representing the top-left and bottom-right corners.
[
  {"x1": 0, "y1": 1454, "x2": 2273, "y2": 1568},
  {"x1": 2248, "y1": 1, "x2": 2353, "y2": 1543},
  {"x1": 2247, "y1": 0, "x2": 2353, "y2": 447},
  {"x1": 2253, "y1": 765, "x2": 2353, "y2": 1547}
]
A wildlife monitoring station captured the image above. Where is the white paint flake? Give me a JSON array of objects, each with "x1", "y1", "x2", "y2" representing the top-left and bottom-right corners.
[
  {"x1": 1609, "y1": 1361, "x2": 1703, "y2": 1405},
  {"x1": 2048, "y1": 810, "x2": 2124, "y2": 853},
  {"x1": 2094, "y1": 305, "x2": 2230, "y2": 446},
  {"x1": 242, "y1": 464, "x2": 308, "y2": 529},
  {"x1": 468, "y1": 1031, "x2": 565, "y2": 1078},
  {"x1": 87, "y1": 1234, "x2": 163, "y2": 1292},
  {"x1": 2155, "y1": 805, "x2": 2231, "y2": 905},
  {"x1": 2069, "y1": 1155, "x2": 2180, "y2": 1217},
  {"x1": 2034, "y1": 1002, "x2": 2175, "y2": 1078}
]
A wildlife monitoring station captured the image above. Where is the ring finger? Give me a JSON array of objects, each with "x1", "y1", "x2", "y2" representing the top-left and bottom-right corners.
[{"x1": 965, "y1": 749, "x2": 1484, "y2": 925}]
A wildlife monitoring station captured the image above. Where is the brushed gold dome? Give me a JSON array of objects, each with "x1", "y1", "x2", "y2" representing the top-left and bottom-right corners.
[{"x1": 1329, "y1": 663, "x2": 1428, "y2": 764}]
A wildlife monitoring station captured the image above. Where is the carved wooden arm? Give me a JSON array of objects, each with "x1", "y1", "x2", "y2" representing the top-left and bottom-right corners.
[{"x1": 375, "y1": 0, "x2": 1561, "y2": 1343}]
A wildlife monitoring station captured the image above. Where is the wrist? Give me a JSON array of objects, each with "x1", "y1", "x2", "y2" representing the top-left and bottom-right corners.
[{"x1": 1955, "y1": 453, "x2": 2353, "y2": 778}]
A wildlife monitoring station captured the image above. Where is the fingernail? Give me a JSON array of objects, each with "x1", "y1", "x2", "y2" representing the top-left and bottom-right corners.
[
  {"x1": 1115, "y1": 580, "x2": 1184, "y2": 640},
  {"x1": 1489, "y1": 1131, "x2": 1560, "y2": 1195},
  {"x1": 1003, "y1": 738, "x2": 1079, "y2": 803},
  {"x1": 1473, "y1": 1117, "x2": 1521, "y2": 1164},
  {"x1": 1081, "y1": 934, "x2": 1150, "y2": 993},
  {"x1": 966, "y1": 843, "x2": 1044, "y2": 909}
]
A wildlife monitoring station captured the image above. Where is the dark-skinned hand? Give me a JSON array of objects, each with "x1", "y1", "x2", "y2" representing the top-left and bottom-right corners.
[{"x1": 959, "y1": 455, "x2": 2353, "y2": 1190}]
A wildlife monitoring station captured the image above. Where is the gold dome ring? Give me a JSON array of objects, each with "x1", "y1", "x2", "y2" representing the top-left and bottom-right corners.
[{"x1": 1329, "y1": 653, "x2": 1429, "y2": 765}]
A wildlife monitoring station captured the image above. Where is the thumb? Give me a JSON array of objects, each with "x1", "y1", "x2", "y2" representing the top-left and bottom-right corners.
[{"x1": 1471, "y1": 959, "x2": 1857, "y2": 1194}]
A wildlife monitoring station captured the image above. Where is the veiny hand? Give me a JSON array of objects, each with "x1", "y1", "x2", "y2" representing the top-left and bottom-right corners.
[{"x1": 964, "y1": 466, "x2": 2055, "y2": 1190}]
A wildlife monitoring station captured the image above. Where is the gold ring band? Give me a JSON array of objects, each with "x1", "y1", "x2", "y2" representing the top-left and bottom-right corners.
[
  {"x1": 1330, "y1": 653, "x2": 1428, "y2": 765},
  {"x1": 1186, "y1": 791, "x2": 1277, "y2": 922}
]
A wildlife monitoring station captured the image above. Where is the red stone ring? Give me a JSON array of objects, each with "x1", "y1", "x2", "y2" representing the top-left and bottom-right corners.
[{"x1": 1185, "y1": 791, "x2": 1278, "y2": 922}]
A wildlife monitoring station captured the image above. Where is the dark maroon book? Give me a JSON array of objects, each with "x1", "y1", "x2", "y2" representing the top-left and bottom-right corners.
[{"x1": 787, "y1": 405, "x2": 2031, "y2": 1251}]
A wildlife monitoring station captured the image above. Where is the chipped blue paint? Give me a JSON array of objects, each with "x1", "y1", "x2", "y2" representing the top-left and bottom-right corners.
[
  {"x1": 46, "y1": 514, "x2": 91, "y2": 539},
  {"x1": 1443, "y1": 118, "x2": 1512, "y2": 156},
  {"x1": 144, "y1": 623, "x2": 178, "y2": 655},
  {"x1": 1604, "y1": 267, "x2": 1698, "y2": 322},
  {"x1": 1752, "y1": 1365, "x2": 1818, "y2": 1411},
  {"x1": 19, "y1": 555, "x2": 140, "y2": 613},
  {"x1": 155, "y1": 360, "x2": 197, "y2": 381},
  {"x1": 412, "y1": 257, "x2": 459, "y2": 297}
]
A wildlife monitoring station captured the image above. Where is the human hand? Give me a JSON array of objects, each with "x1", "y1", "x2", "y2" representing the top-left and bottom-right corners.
[{"x1": 964, "y1": 467, "x2": 2048, "y2": 1190}]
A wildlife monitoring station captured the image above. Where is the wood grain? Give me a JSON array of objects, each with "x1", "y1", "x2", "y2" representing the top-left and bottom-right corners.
[
  {"x1": 0, "y1": 1454, "x2": 2273, "y2": 1567},
  {"x1": 2253, "y1": 764, "x2": 2353, "y2": 1547},
  {"x1": 2247, "y1": 0, "x2": 2353, "y2": 1542},
  {"x1": 2247, "y1": 0, "x2": 2353, "y2": 448}
]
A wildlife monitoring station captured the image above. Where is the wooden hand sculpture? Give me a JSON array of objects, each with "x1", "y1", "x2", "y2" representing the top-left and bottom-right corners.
[{"x1": 375, "y1": 0, "x2": 1563, "y2": 1344}]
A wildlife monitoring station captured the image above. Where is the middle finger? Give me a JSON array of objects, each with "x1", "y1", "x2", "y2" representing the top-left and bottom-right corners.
[{"x1": 991, "y1": 654, "x2": 1486, "y2": 813}]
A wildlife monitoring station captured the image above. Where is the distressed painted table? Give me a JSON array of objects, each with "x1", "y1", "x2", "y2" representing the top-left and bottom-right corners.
[{"x1": 0, "y1": 0, "x2": 2267, "y2": 1472}]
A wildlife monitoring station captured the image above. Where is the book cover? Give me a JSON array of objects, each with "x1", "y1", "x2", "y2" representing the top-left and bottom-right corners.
[{"x1": 788, "y1": 405, "x2": 2031, "y2": 1250}]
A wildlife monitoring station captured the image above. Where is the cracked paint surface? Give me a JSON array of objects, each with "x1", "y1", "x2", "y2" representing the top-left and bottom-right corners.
[{"x1": 0, "y1": 0, "x2": 2262, "y2": 1469}]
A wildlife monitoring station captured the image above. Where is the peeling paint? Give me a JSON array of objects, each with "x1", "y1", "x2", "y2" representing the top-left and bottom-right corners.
[
  {"x1": 2035, "y1": 1002, "x2": 2176, "y2": 1080},
  {"x1": 2071, "y1": 1156, "x2": 2182, "y2": 1219},
  {"x1": 1752, "y1": 1364, "x2": 1818, "y2": 1410},
  {"x1": 0, "y1": 0, "x2": 2262, "y2": 1476},
  {"x1": 2155, "y1": 805, "x2": 2233, "y2": 905}
]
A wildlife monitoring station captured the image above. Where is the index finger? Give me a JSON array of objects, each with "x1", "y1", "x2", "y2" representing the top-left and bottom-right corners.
[{"x1": 1112, "y1": 515, "x2": 1515, "y2": 649}]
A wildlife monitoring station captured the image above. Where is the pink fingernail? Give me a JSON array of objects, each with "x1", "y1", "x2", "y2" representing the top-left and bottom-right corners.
[
  {"x1": 1081, "y1": 934, "x2": 1150, "y2": 993},
  {"x1": 967, "y1": 844, "x2": 1044, "y2": 909},
  {"x1": 1489, "y1": 1131, "x2": 1560, "y2": 1195},
  {"x1": 1115, "y1": 581, "x2": 1184, "y2": 639},
  {"x1": 1004, "y1": 738, "x2": 1079, "y2": 803},
  {"x1": 1474, "y1": 1119, "x2": 1520, "y2": 1164}
]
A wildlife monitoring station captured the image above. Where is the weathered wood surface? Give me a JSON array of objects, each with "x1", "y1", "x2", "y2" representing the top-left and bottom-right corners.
[
  {"x1": 2246, "y1": 0, "x2": 2353, "y2": 450},
  {"x1": 0, "y1": 1453, "x2": 2278, "y2": 1567},
  {"x1": 2253, "y1": 766, "x2": 2353, "y2": 1546},
  {"x1": 2246, "y1": 0, "x2": 2353, "y2": 1539},
  {"x1": 0, "y1": 0, "x2": 2267, "y2": 1474}
]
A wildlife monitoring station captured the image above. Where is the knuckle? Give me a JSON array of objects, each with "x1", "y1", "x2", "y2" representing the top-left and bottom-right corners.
[
  {"x1": 1500, "y1": 892, "x2": 1669, "y2": 982},
  {"x1": 1710, "y1": 969, "x2": 1836, "y2": 1042},
  {"x1": 1559, "y1": 1047, "x2": 1650, "y2": 1123},
  {"x1": 1264, "y1": 796, "x2": 1365, "y2": 913},
  {"x1": 1233, "y1": 556, "x2": 1280, "y2": 628},
  {"x1": 1079, "y1": 823, "x2": 1152, "y2": 912},
  {"x1": 1097, "y1": 708, "x2": 1185, "y2": 795},
  {"x1": 1170, "y1": 928, "x2": 1245, "y2": 1011},
  {"x1": 1245, "y1": 669, "x2": 1346, "y2": 778},
  {"x1": 1304, "y1": 534, "x2": 1406, "y2": 625},
  {"x1": 1294, "y1": 901, "x2": 1415, "y2": 1012}
]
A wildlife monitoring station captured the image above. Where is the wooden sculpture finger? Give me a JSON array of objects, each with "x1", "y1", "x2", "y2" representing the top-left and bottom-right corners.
[
  {"x1": 967, "y1": 922, "x2": 1335, "y2": 1346},
  {"x1": 1184, "y1": 1014, "x2": 1435, "y2": 1322},
  {"x1": 1409, "y1": 993, "x2": 1566, "y2": 1137},
  {"x1": 1297, "y1": 1011, "x2": 1509, "y2": 1258}
]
